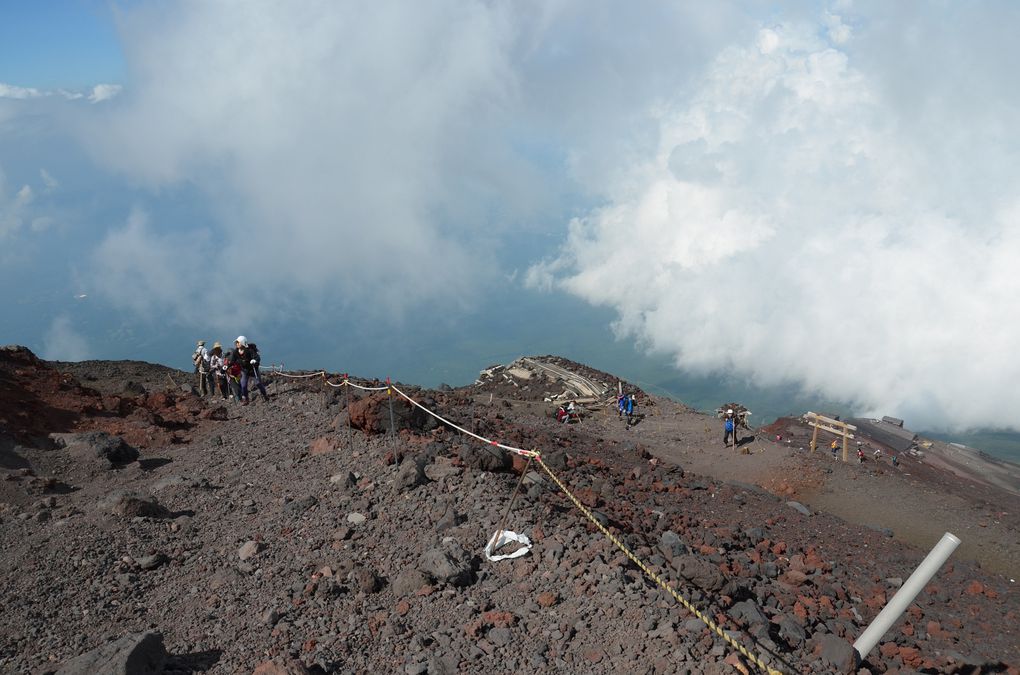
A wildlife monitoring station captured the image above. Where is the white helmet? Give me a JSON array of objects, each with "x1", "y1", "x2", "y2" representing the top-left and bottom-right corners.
[
  {"x1": 235, "y1": 335, "x2": 248, "y2": 347},
  {"x1": 726, "y1": 409, "x2": 733, "y2": 414}
]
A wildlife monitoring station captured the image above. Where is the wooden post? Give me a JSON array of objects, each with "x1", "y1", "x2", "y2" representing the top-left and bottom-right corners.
[
  {"x1": 842, "y1": 430, "x2": 849, "y2": 463},
  {"x1": 810, "y1": 424, "x2": 819, "y2": 453}
]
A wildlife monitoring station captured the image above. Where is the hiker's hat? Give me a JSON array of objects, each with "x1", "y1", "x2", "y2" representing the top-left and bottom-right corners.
[
  {"x1": 212, "y1": 341, "x2": 222, "y2": 349},
  {"x1": 726, "y1": 408, "x2": 733, "y2": 414},
  {"x1": 236, "y1": 335, "x2": 248, "y2": 347},
  {"x1": 197, "y1": 340, "x2": 206, "y2": 346}
]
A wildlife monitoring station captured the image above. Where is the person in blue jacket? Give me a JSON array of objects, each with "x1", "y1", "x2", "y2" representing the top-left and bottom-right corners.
[
  {"x1": 624, "y1": 394, "x2": 637, "y2": 428},
  {"x1": 723, "y1": 409, "x2": 735, "y2": 447}
]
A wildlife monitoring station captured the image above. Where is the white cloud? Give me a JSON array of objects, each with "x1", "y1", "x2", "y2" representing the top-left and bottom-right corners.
[
  {"x1": 40, "y1": 169, "x2": 58, "y2": 190},
  {"x1": 79, "y1": 0, "x2": 537, "y2": 318},
  {"x1": 0, "y1": 83, "x2": 43, "y2": 100},
  {"x1": 41, "y1": 315, "x2": 92, "y2": 361},
  {"x1": 534, "y1": 13, "x2": 1020, "y2": 432},
  {"x1": 73, "y1": 1, "x2": 748, "y2": 321},
  {"x1": 0, "y1": 164, "x2": 62, "y2": 240},
  {"x1": 1, "y1": 81, "x2": 120, "y2": 103},
  {"x1": 89, "y1": 207, "x2": 213, "y2": 323},
  {"x1": 88, "y1": 84, "x2": 122, "y2": 103},
  {"x1": 0, "y1": 167, "x2": 33, "y2": 239}
]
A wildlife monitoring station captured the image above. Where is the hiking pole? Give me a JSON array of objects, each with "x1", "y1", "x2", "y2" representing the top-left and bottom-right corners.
[
  {"x1": 250, "y1": 360, "x2": 265, "y2": 402},
  {"x1": 494, "y1": 455, "x2": 533, "y2": 554}
]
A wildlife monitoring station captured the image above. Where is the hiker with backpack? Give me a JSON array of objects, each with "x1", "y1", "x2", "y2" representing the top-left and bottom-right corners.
[
  {"x1": 723, "y1": 409, "x2": 735, "y2": 447},
  {"x1": 192, "y1": 340, "x2": 210, "y2": 396},
  {"x1": 624, "y1": 394, "x2": 637, "y2": 428},
  {"x1": 228, "y1": 335, "x2": 268, "y2": 405},
  {"x1": 208, "y1": 342, "x2": 229, "y2": 400}
]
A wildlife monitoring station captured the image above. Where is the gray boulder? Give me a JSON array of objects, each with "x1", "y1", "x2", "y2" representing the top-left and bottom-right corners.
[
  {"x1": 730, "y1": 599, "x2": 767, "y2": 628},
  {"x1": 812, "y1": 632, "x2": 856, "y2": 673},
  {"x1": 392, "y1": 569, "x2": 431, "y2": 597},
  {"x1": 282, "y1": 495, "x2": 318, "y2": 517},
  {"x1": 418, "y1": 539, "x2": 476, "y2": 587},
  {"x1": 671, "y1": 554, "x2": 724, "y2": 591},
  {"x1": 103, "y1": 491, "x2": 168, "y2": 519},
  {"x1": 659, "y1": 530, "x2": 688, "y2": 558},
  {"x1": 394, "y1": 458, "x2": 427, "y2": 492},
  {"x1": 54, "y1": 431, "x2": 139, "y2": 467},
  {"x1": 56, "y1": 631, "x2": 167, "y2": 675}
]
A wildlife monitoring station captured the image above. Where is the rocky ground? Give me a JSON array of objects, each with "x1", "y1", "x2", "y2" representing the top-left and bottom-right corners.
[{"x1": 0, "y1": 346, "x2": 1017, "y2": 674}]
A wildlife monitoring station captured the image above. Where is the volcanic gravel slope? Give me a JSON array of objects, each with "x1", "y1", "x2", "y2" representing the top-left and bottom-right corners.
[{"x1": 0, "y1": 346, "x2": 1017, "y2": 675}]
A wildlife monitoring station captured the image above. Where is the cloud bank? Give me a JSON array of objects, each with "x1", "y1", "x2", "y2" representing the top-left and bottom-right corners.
[
  {"x1": 533, "y1": 9, "x2": 1020, "y2": 431},
  {"x1": 72, "y1": 1, "x2": 746, "y2": 321},
  {"x1": 3, "y1": 1, "x2": 1017, "y2": 432}
]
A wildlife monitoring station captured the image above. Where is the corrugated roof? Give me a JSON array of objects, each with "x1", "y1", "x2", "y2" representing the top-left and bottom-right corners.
[{"x1": 850, "y1": 418, "x2": 917, "y2": 453}]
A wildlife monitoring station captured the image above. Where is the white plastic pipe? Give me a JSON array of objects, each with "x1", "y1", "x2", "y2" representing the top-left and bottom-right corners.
[{"x1": 854, "y1": 532, "x2": 961, "y2": 663}]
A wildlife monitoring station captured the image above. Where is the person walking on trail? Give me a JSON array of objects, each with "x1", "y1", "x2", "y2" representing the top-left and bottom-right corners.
[
  {"x1": 229, "y1": 335, "x2": 267, "y2": 405},
  {"x1": 624, "y1": 394, "x2": 637, "y2": 429},
  {"x1": 192, "y1": 340, "x2": 210, "y2": 396},
  {"x1": 226, "y1": 361, "x2": 243, "y2": 402},
  {"x1": 209, "y1": 342, "x2": 228, "y2": 400},
  {"x1": 617, "y1": 394, "x2": 626, "y2": 417},
  {"x1": 723, "y1": 409, "x2": 735, "y2": 446},
  {"x1": 831, "y1": 439, "x2": 839, "y2": 460}
]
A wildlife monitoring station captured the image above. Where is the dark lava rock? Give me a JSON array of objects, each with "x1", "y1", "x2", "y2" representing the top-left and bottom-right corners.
[
  {"x1": 418, "y1": 539, "x2": 476, "y2": 587},
  {"x1": 282, "y1": 495, "x2": 318, "y2": 517},
  {"x1": 56, "y1": 630, "x2": 167, "y2": 675},
  {"x1": 351, "y1": 565, "x2": 383, "y2": 593},
  {"x1": 659, "y1": 530, "x2": 688, "y2": 558},
  {"x1": 394, "y1": 457, "x2": 427, "y2": 492},
  {"x1": 122, "y1": 381, "x2": 147, "y2": 396},
  {"x1": 458, "y1": 444, "x2": 511, "y2": 472},
  {"x1": 103, "y1": 491, "x2": 168, "y2": 518},
  {"x1": 672, "y1": 554, "x2": 724, "y2": 591},
  {"x1": 57, "y1": 431, "x2": 139, "y2": 466},
  {"x1": 811, "y1": 632, "x2": 856, "y2": 673},
  {"x1": 392, "y1": 569, "x2": 430, "y2": 597}
]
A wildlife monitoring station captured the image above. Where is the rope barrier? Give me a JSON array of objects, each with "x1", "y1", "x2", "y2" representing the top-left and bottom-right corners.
[
  {"x1": 264, "y1": 366, "x2": 787, "y2": 673},
  {"x1": 268, "y1": 367, "x2": 327, "y2": 379},
  {"x1": 535, "y1": 455, "x2": 786, "y2": 675},
  {"x1": 390, "y1": 384, "x2": 539, "y2": 459}
]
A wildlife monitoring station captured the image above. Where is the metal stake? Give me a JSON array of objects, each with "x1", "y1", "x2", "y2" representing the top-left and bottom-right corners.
[
  {"x1": 344, "y1": 374, "x2": 354, "y2": 452},
  {"x1": 387, "y1": 377, "x2": 397, "y2": 452}
]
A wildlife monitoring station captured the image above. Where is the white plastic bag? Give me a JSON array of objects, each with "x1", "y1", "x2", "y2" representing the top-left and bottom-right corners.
[{"x1": 484, "y1": 529, "x2": 532, "y2": 562}]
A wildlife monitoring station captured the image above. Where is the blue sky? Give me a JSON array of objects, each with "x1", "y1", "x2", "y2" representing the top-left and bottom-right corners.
[
  {"x1": 2, "y1": 1, "x2": 1020, "y2": 436},
  {"x1": 0, "y1": 0, "x2": 124, "y2": 89}
]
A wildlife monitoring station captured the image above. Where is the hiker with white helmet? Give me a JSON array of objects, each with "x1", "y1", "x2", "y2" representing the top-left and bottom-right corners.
[
  {"x1": 228, "y1": 335, "x2": 268, "y2": 405},
  {"x1": 723, "y1": 409, "x2": 735, "y2": 447}
]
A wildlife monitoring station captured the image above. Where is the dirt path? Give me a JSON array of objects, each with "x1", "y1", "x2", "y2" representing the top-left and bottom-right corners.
[{"x1": 574, "y1": 395, "x2": 1020, "y2": 580}]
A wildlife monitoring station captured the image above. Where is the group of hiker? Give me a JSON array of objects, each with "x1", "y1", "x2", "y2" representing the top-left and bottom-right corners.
[{"x1": 192, "y1": 336, "x2": 268, "y2": 405}]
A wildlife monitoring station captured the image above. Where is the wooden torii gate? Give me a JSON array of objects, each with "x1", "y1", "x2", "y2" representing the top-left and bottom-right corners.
[{"x1": 805, "y1": 412, "x2": 857, "y2": 462}]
